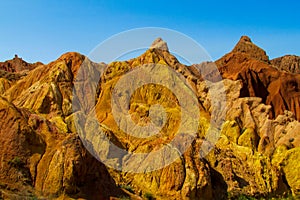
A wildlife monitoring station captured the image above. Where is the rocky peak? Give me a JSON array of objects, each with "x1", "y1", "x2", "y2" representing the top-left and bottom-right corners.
[
  {"x1": 239, "y1": 35, "x2": 252, "y2": 43},
  {"x1": 150, "y1": 37, "x2": 169, "y2": 51},
  {"x1": 1, "y1": 36, "x2": 300, "y2": 199},
  {"x1": 0, "y1": 55, "x2": 42, "y2": 72},
  {"x1": 231, "y1": 35, "x2": 269, "y2": 62}
]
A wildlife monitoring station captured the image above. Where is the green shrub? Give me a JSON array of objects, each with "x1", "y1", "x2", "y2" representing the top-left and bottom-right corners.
[
  {"x1": 8, "y1": 157, "x2": 24, "y2": 167},
  {"x1": 144, "y1": 192, "x2": 154, "y2": 200}
]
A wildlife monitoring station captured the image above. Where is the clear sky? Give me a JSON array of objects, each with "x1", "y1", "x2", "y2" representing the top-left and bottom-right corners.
[{"x1": 1, "y1": 0, "x2": 299, "y2": 63}]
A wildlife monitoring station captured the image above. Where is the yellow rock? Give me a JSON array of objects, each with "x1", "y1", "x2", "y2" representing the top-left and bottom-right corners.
[
  {"x1": 280, "y1": 147, "x2": 300, "y2": 196},
  {"x1": 49, "y1": 116, "x2": 68, "y2": 133},
  {"x1": 238, "y1": 128, "x2": 259, "y2": 149},
  {"x1": 221, "y1": 120, "x2": 241, "y2": 143},
  {"x1": 0, "y1": 78, "x2": 11, "y2": 94}
]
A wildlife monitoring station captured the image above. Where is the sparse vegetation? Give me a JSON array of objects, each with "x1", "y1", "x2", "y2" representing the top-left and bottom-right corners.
[
  {"x1": 29, "y1": 196, "x2": 39, "y2": 200},
  {"x1": 120, "y1": 184, "x2": 134, "y2": 193},
  {"x1": 227, "y1": 192, "x2": 258, "y2": 200},
  {"x1": 119, "y1": 196, "x2": 131, "y2": 200},
  {"x1": 236, "y1": 194, "x2": 257, "y2": 200},
  {"x1": 228, "y1": 192, "x2": 296, "y2": 200},
  {"x1": 278, "y1": 193, "x2": 295, "y2": 200},
  {"x1": 144, "y1": 192, "x2": 154, "y2": 200},
  {"x1": 8, "y1": 157, "x2": 24, "y2": 168}
]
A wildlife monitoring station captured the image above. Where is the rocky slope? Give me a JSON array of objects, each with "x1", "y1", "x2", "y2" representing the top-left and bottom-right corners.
[
  {"x1": 0, "y1": 37, "x2": 299, "y2": 199},
  {"x1": 271, "y1": 55, "x2": 300, "y2": 73},
  {"x1": 216, "y1": 36, "x2": 300, "y2": 120},
  {"x1": 0, "y1": 53, "x2": 126, "y2": 199}
]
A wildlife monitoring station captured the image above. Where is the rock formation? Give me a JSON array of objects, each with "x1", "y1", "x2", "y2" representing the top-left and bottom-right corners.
[
  {"x1": 150, "y1": 37, "x2": 169, "y2": 51},
  {"x1": 0, "y1": 37, "x2": 299, "y2": 199},
  {"x1": 0, "y1": 55, "x2": 42, "y2": 72},
  {"x1": 271, "y1": 55, "x2": 300, "y2": 73},
  {"x1": 216, "y1": 36, "x2": 300, "y2": 120},
  {"x1": 231, "y1": 36, "x2": 269, "y2": 62},
  {"x1": 0, "y1": 53, "x2": 126, "y2": 199}
]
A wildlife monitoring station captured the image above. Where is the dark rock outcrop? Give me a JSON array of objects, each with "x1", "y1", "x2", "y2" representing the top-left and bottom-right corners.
[{"x1": 0, "y1": 55, "x2": 42, "y2": 72}]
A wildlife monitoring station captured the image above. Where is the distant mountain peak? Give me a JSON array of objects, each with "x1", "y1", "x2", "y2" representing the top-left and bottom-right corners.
[
  {"x1": 231, "y1": 35, "x2": 269, "y2": 62},
  {"x1": 0, "y1": 55, "x2": 42, "y2": 73},
  {"x1": 150, "y1": 37, "x2": 169, "y2": 51}
]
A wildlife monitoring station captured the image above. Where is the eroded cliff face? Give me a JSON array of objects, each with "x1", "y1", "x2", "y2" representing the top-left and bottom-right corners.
[
  {"x1": 271, "y1": 55, "x2": 300, "y2": 74},
  {"x1": 216, "y1": 36, "x2": 300, "y2": 121},
  {"x1": 0, "y1": 37, "x2": 300, "y2": 199},
  {"x1": 0, "y1": 53, "x2": 125, "y2": 199},
  {"x1": 198, "y1": 79, "x2": 300, "y2": 197}
]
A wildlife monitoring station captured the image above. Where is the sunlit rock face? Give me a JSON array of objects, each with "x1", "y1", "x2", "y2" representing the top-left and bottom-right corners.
[{"x1": 0, "y1": 37, "x2": 299, "y2": 199}]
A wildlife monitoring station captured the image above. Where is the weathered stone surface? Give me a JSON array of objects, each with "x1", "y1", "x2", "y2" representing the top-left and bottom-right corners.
[
  {"x1": 216, "y1": 37, "x2": 300, "y2": 121},
  {"x1": 231, "y1": 36, "x2": 269, "y2": 62},
  {"x1": 0, "y1": 54, "x2": 126, "y2": 199},
  {"x1": 0, "y1": 78, "x2": 11, "y2": 94},
  {"x1": 271, "y1": 55, "x2": 300, "y2": 74},
  {"x1": 0, "y1": 37, "x2": 300, "y2": 199},
  {"x1": 279, "y1": 147, "x2": 300, "y2": 196},
  {"x1": 197, "y1": 76, "x2": 300, "y2": 198},
  {"x1": 150, "y1": 37, "x2": 169, "y2": 51}
]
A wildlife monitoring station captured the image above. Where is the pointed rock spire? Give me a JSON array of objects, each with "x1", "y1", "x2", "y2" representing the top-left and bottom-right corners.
[
  {"x1": 239, "y1": 35, "x2": 252, "y2": 43},
  {"x1": 232, "y1": 35, "x2": 269, "y2": 62},
  {"x1": 150, "y1": 37, "x2": 169, "y2": 51}
]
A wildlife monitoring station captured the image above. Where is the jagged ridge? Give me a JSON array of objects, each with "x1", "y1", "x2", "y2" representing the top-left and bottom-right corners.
[{"x1": 0, "y1": 37, "x2": 300, "y2": 199}]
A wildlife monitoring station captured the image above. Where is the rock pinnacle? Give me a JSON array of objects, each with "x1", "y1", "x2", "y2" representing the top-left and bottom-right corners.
[{"x1": 150, "y1": 37, "x2": 169, "y2": 51}]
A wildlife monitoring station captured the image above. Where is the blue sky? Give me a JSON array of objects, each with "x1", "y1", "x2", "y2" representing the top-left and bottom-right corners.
[{"x1": 0, "y1": 0, "x2": 299, "y2": 63}]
